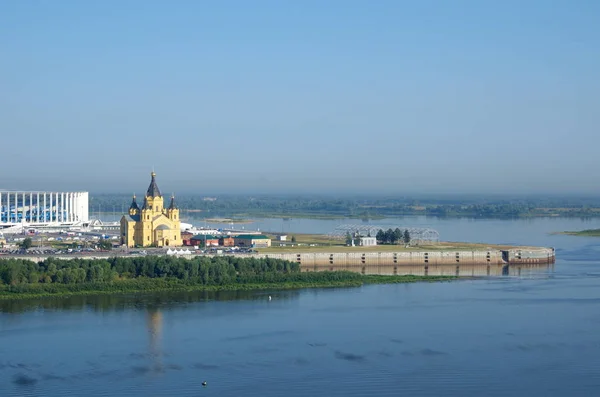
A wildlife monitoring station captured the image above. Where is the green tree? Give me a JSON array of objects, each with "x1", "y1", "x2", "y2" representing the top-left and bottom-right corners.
[
  {"x1": 98, "y1": 239, "x2": 112, "y2": 250},
  {"x1": 403, "y1": 229, "x2": 411, "y2": 245},
  {"x1": 291, "y1": 235, "x2": 296, "y2": 243},
  {"x1": 386, "y1": 228, "x2": 396, "y2": 244},
  {"x1": 28, "y1": 271, "x2": 40, "y2": 284},
  {"x1": 20, "y1": 237, "x2": 33, "y2": 250},
  {"x1": 394, "y1": 228, "x2": 403, "y2": 244},
  {"x1": 345, "y1": 232, "x2": 353, "y2": 246},
  {"x1": 376, "y1": 229, "x2": 385, "y2": 244}
]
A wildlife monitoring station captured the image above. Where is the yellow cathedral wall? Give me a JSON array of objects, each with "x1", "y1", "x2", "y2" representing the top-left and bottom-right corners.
[{"x1": 120, "y1": 196, "x2": 182, "y2": 248}]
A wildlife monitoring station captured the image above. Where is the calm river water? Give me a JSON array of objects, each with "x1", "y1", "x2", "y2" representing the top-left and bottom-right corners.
[{"x1": 2, "y1": 216, "x2": 600, "y2": 396}]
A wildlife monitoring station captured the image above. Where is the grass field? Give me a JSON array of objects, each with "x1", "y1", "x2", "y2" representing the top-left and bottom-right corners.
[{"x1": 257, "y1": 233, "x2": 528, "y2": 253}]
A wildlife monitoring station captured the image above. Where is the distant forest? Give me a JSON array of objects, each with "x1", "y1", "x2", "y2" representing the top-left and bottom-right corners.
[{"x1": 89, "y1": 194, "x2": 600, "y2": 219}]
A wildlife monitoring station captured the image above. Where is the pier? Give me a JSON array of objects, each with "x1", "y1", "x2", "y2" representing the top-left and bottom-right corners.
[{"x1": 259, "y1": 247, "x2": 556, "y2": 276}]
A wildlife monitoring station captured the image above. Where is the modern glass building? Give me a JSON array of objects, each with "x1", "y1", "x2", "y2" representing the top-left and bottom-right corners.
[{"x1": 0, "y1": 191, "x2": 89, "y2": 225}]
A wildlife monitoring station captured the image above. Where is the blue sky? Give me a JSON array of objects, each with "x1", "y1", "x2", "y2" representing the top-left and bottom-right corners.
[{"x1": 1, "y1": 0, "x2": 598, "y2": 194}]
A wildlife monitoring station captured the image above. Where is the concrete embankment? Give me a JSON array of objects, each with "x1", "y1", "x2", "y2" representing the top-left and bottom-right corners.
[
  {"x1": 259, "y1": 247, "x2": 556, "y2": 277},
  {"x1": 4, "y1": 247, "x2": 555, "y2": 278}
]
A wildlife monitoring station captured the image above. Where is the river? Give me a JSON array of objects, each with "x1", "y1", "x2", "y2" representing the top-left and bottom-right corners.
[{"x1": 1, "y1": 216, "x2": 600, "y2": 396}]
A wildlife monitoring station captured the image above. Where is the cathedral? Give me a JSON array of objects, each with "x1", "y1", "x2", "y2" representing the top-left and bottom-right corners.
[{"x1": 120, "y1": 172, "x2": 182, "y2": 248}]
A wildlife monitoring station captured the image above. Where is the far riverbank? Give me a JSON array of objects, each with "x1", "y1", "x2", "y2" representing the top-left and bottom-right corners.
[{"x1": 555, "y1": 229, "x2": 600, "y2": 237}]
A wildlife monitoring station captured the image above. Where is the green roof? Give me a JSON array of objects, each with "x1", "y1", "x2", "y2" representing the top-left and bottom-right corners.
[{"x1": 234, "y1": 234, "x2": 269, "y2": 239}]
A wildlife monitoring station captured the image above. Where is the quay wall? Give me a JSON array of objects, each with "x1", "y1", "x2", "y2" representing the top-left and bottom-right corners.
[
  {"x1": 259, "y1": 248, "x2": 555, "y2": 276},
  {"x1": 260, "y1": 248, "x2": 555, "y2": 267},
  {"x1": 505, "y1": 248, "x2": 557, "y2": 265},
  {"x1": 3, "y1": 247, "x2": 555, "y2": 278}
]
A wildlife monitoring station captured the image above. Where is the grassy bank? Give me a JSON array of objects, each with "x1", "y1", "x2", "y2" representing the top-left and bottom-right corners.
[
  {"x1": 261, "y1": 233, "x2": 529, "y2": 253},
  {"x1": 0, "y1": 273, "x2": 455, "y2": 300},
  {"x1": 558, "y1": 229, "x2": 600, "y2": 237}
]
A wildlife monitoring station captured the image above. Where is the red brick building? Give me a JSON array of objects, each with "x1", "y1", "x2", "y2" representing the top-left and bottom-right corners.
[
  {"x1": 219, "y1": 236, "x2": 235, "y2": 247},
  {"x1": 190, "y1": 234, "x2": 220, "y2": 247},
  {"x1": 181, "y1": 231, "x2": 194, "y2": 246}
]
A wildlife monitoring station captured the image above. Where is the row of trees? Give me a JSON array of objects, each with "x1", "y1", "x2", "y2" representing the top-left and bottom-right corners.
[
  {"x1": 345, "y1": 228, "x2": 411, "y2": 245},
  {"x1": 0, "y1": 256, "x2": 300, "y2": 286},
  {"x1": 376, "y1": 228, "x2": 410, "y2": 245},
  {"x1": 17, "y1": 237, "x2": 113, "y2": 251}
]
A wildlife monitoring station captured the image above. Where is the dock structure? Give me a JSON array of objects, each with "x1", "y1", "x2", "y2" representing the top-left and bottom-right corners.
[
  {"x1": 6, "y1": 247, "x2": 555, "y2": 278},
  {"x1": 259, "y1": 247, "x2": 556, "y2": 277}
]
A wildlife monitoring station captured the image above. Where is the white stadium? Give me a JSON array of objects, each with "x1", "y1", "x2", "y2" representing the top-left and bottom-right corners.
[{"x1": 0, "y1": 191, "x2": 89, "y2": 228}]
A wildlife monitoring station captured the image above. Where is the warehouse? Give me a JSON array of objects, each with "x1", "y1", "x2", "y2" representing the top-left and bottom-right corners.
[
  {"x1": 233, "y1": 234, "x2": 271, "y2": 248},
  {"x1": 190, "y1": 234, "x2": 220, "y2": 247}
]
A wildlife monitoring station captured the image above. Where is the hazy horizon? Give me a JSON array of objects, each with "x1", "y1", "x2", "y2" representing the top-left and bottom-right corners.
[{"x1": 1, "y1": 1, "x2": 598, "y2": 195}]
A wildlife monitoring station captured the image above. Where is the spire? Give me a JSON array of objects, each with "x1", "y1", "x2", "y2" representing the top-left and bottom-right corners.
[
  {"x1": 168, "y1": 194, "x2": 177, "y2": 210},
  {"x1": 146, "y1": 171, "x2": 162, "y2": 198}
]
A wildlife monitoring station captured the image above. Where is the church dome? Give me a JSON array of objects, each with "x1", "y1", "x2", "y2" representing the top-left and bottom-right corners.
[{"x1": 146, "y1": 172, "x2": 162, "y2": 197}]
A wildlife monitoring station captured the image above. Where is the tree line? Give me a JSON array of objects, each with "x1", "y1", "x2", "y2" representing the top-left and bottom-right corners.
[
  {"x1": 376, "y1": 228, "x2": 411, "y2": 245},
  {"x1": 0, "y1": 256, "x2": 303, "y2": 287},
  {"x1": 90, "y1": 193, "x2": 600, "y2": 219},
  {"x1": 17, "y1": 237, "x2": 113, "y2": 251},
  {"x1": 345, "y1": 228, "x2": 410, "y2": 245}
]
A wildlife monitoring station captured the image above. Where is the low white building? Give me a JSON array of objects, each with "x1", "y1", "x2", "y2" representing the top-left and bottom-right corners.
[
  {"x1": 278, "y1": 235, "x2": 287, "y2": 241},
  {"x1": 359, "y1": 236, "x2": 377, "y2": 246},
  {"x1": 182, "y1": 227, "x2": 220, "y2": 235}
]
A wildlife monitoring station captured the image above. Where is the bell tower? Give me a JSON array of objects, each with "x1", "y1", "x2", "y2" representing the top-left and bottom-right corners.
[
  {"x1": 145, "y1": 171, "x2": 164, "y2": 213},
  {"x1": 167, "y1": 195, "x2": 179, "y2": 221},
  {"x1": 128, "y1": 195, "x2": 140, "y2": 217}
]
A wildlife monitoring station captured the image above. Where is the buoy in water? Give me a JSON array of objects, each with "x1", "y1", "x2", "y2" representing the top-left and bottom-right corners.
[
  {"x1": 202, "y1": 381, "x2": 207, "y2": 387},
  {"x1": 268, "y1": 295, "x2": 272, "y2": 301}
]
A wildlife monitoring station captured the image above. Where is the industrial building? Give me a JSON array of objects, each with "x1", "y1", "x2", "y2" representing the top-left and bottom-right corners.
[
  {"x1": 0, "y1": 191, "x2": 89, "y2": 226},
  {"x1": 359, "y1": 236, "x2": 377, "y2": 246},
  {"x1": 187, "y1": 234, "x2": 236, "y2": 248},
  {"x1": 186, "y1": 233, "x2": 272, "y2": 248},
  {"x1": 189, "y1": 234, "x2": 220, "y2": 247},
  {"x1": 234, "y1": 234, "x2": 271, "y2": 248}
]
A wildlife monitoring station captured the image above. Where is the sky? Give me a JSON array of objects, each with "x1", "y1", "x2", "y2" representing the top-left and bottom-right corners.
[{"x1": 1, "y1": 0, "x2": 598, "y2": 195}]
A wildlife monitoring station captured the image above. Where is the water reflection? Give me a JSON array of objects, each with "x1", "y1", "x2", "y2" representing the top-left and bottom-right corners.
[
  {"x1": 0, "y1": 289, "x2": 302, "y2": 314},
  {"x1": 147, "y1": 308, "x2": 163, "y2": 374},
  {"x1": 0, "y1": 265, "x2": 555, "y2": 314},
  {"x1": 508, "y1": 263, "x2": 555, "y2": 277}
]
